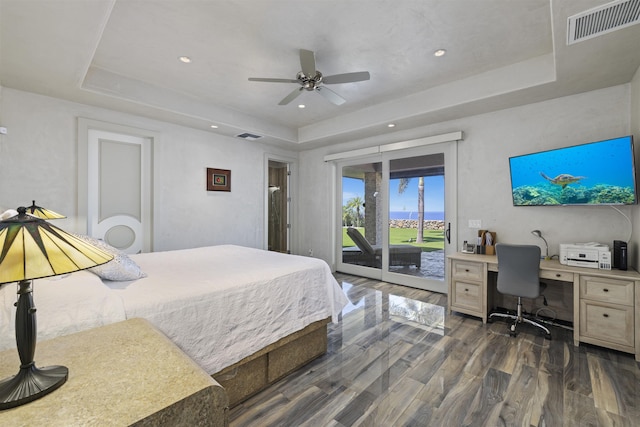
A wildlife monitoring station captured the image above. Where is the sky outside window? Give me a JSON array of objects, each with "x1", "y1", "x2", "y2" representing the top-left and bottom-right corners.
[{"x1": 342, "y1": 176, "x2": 444, "y2": 213}]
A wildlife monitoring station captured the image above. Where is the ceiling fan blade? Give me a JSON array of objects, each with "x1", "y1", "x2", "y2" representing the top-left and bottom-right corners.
[
  {"x1": 278, "y1": 87, "x2": 304, "y2": 105},
  {"x1": 299, "y1": 49, "x2": 316, "y2": 77},
  {"x1": 323, "y1": 71, "x2": 371, "y2": 84},
  {"x1": 316, "y1": 86, "x2": 346, "y2": 105},
  {"x1": 248, "y1": 77, "x2": 299, "y2": 83}
]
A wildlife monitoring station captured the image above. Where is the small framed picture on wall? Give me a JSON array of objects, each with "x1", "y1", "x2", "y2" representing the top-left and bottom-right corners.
[{"x1": 207, "y1": 168, "x2": 231, "y2": 192}]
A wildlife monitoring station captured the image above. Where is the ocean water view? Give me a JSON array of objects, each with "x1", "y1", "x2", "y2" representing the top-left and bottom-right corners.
[{"x1": 390, "y1": 211, "x2": 444, "y2": 220}]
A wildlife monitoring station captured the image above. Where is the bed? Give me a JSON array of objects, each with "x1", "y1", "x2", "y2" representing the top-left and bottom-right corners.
[{"x1": 0, "y1": 244, "x2": 348, "y2": 412}]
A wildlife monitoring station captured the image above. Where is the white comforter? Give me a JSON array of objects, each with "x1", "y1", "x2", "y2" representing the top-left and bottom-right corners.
[
  {"x1": 0, "y1": 271, "x2": 127, "y2": 351},
  {"x1": 1, "y1": 245, "x2": 347, "y2": 375}
]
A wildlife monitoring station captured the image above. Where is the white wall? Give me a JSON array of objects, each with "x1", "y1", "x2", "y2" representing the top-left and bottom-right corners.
[
  {"x1": 0, "y1": 88, "x2": 297, "y2": 252},
  {"x1": 2, "y1": 84, "x2": 636, "y2": 266},
  {"x1": 630, "y1": 66, "x2": 640, "y2": 269},
  {"x1": 298, "y1": 84, "x2": 635, "y2": 269}
]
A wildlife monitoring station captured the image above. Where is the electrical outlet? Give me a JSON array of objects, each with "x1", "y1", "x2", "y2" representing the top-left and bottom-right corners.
[
  {"x1": 468, "y1": 219, "x2": 482, "y2": 229},
  {"x1": 308, "y1": 249, "x2": 313, "y2": 257}
]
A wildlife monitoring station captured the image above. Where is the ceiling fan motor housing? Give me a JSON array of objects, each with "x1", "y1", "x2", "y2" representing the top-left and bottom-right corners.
[{"x1": 297, "y1": 71, "x2": 323, "y2": 90}]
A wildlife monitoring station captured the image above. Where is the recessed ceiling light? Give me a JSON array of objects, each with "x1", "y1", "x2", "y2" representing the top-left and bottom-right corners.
[
  {"x1": 434, "y1": 49, "x2": 446, "y2": 57},
  {"x1": 387, "y1": 123, "x2": 396, "y2": 128},
  {"x1": 210, "y1": 125, "x2": 218, "y2": 129},
  {"x1": 298, "y1": 104, "x2": 306, "y2": 109},
  {"x1": 179, "y1": 56, "x2": 192, "y2": 63}
]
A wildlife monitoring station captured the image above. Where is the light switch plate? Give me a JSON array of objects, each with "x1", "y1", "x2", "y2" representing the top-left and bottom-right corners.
[{"x1": 469, "y1": 219, "x2": 482, "y2": 229}]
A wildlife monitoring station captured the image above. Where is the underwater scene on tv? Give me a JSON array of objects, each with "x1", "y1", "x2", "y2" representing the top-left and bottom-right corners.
[{"x1": 509, "y1": 136, "x2": 637, "y2": 206}]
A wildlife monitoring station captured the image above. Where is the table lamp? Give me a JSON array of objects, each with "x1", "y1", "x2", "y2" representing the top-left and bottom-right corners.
[
  {"x1": 0, "y1": 206, "x2": 114, "y2": 410},
  {"x1": 26, "y1": 200, "x2": 66, "y2": 220},
  {"x1": 531, "y1": 229, "x2": 549, "y2": 260}
]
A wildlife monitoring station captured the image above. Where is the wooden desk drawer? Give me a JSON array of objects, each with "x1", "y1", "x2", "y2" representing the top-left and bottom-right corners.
[
  {"x1": 452, "y1": 280, "x2": 482, "y2": 311},
  {"x1": 580, "y1": 276, "x2": 634, "y2": 306},
  {"x1": 451, "y1": 260, "x2": 483, "y2": 282},
  {"x1": 540, "y1": 270, "x2": 573, "y2": 282},
  {"x1": 579, "y1": 300, "x2": 634, "y2": 348}
]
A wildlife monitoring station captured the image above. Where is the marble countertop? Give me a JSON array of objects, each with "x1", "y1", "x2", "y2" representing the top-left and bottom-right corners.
[{"x1": 0, "y1": 318, "x2": 228, "y2": 426}]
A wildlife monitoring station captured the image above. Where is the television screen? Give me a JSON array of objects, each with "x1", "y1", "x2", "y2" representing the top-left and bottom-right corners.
[{"x1": 509, "y1": 136, "x2": 637, "y2": 206}]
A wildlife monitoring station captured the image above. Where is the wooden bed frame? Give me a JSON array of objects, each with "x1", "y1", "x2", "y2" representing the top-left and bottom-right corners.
[{"x1": 212, "y1": 317, "x2": 330, "y2": 408}]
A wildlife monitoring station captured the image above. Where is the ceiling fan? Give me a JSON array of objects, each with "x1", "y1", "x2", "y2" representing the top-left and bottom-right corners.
[{"x1": 248, "y1": 49, "x2": 370, "y2": 106}]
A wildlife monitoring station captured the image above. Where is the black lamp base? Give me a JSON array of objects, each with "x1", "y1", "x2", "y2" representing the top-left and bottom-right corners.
[{"x1": 0, "y1": 364, "x2": 68, "y2": 410}]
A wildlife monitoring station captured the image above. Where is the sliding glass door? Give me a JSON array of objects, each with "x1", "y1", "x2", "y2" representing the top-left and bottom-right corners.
[
  {"x1": 340, "y1": 158, "x2": 383, "y2": 270},
  {"x1": 337, "y1": 142, "x2": 456, "y2": 293}
]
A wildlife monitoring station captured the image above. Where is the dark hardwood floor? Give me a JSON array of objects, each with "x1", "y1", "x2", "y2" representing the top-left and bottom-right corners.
[{"x1": 229, "y1": 273, "x2": 640, "y2": 426}]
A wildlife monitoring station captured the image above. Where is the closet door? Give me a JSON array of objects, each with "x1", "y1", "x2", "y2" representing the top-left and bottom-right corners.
[{"x1": 81, "y1": 125, "x2": 153, "y2": 254}]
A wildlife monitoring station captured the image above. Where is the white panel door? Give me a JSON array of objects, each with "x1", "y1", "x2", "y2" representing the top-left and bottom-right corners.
[{"x1": 87, "y1": 129, "x2": 152, "y2": 253}]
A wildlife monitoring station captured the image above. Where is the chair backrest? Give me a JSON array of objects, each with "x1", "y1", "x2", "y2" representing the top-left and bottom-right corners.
[
  {"x1": 346, "y1": 227, "x2": 375, "y2": 255},
  {"x1": 496, "y1": 243, "x2": 541, "y2": 299}
]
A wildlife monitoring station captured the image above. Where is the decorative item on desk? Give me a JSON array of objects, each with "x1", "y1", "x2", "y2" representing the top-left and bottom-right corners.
[
  {"x1": 0, "y1": 206, "x2": 114, "y2": 410},
  {"x1": 477, "y1": 230, "x2": 497, "y2": 255},
  {"x1": 462, "y1": 240, "x2": 476, "y2": 253}
]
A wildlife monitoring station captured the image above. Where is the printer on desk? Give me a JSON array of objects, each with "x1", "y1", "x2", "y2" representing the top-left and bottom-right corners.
[{"x1": 560, "y1": 243, "x2": 611, "y2": 270}]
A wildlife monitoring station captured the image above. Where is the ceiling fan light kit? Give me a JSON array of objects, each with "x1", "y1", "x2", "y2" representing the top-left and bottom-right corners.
[{"x1": 249, "y1": 49, "x2": 370, "y2": 106}]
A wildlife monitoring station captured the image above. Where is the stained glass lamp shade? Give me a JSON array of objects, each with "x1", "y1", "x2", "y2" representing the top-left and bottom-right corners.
[
  {"x1": 26, "y1": 200, "x2": 66, "y2": 220},
  {"x1": 0, "y1": 207, "x2": 113, "y2": 410}
]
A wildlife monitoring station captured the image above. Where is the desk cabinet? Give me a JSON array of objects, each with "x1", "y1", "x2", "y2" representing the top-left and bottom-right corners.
[
  {"x1": 578, "y1": 275, "x2": 635, "y2": 352},
  {"x1": 447, "y1": 253, "x2": 640, "y2": 362},
  {"x1": 449, "y1": 258, "x2": 488, "y2": 323}
]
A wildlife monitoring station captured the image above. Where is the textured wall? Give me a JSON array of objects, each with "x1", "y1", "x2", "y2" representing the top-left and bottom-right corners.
[
  {"x1": 1, "y1": 84, "x2": 635, "y2": 266},
  {"x1": 299, "y1": 84, "x2": 634, "y2": 269},
  {"x1": 0, "y1": 88, "x2": 296, "y2": 252}
]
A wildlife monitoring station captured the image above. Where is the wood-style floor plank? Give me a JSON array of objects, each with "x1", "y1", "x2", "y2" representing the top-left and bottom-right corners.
[{"x1": 229, "y1": 273, "x2": 640, "y2": 426}]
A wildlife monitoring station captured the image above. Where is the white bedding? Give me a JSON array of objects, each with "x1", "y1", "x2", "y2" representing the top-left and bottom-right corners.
[
  {"x1": 0, "y1": 271, "x2": 127, "y2": 351},
  {"x1": 110, "y1": 245, "x2": 348, "y2": 374},
  {"x1": 1, "y1": 245, "x2": 348, "y2": 375}
]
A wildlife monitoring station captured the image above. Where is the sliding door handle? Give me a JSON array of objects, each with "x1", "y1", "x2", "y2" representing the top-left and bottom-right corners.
[{"x1": 445, "y1": 222, "x2": 451, "y2": 244}]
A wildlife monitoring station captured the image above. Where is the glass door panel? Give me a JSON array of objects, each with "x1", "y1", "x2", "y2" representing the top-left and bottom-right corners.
[
  {"x1": 268, "y1": 160, "x2": 289, "y2": 253},
  {"x1": 382, "y1": 143, "x2": 456, "y2": 293},
  {"x1": 386, "y1": 154, "x2": 445, "y2": 287},
  {"x1": 340, "y1": 161, "x2": 383, "y2": 274}
]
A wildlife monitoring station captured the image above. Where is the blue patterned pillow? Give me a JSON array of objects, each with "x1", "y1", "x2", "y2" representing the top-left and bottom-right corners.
[{"x1": 73, "y1": 234, "x2": 146, "y2": 281}]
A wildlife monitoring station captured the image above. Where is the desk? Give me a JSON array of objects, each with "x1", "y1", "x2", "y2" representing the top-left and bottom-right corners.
[{"x1": 447, "y1": 252, "x2": 640, "y2": 362}]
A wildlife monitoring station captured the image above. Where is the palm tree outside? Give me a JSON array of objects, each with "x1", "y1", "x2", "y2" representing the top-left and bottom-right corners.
[
  {"x1": 398, "y1": 177, "x2": 425, "y2": 243},
  {"x1": 345, "y1": 196, "x2": 364, "y2": 227}
]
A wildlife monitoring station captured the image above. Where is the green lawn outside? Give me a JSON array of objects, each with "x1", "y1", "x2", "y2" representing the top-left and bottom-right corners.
[{"x1": 342, "y1": 227, "x2": 444, "y2": 252}]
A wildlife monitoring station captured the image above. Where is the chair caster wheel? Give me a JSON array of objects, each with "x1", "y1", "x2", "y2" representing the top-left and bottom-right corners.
[
  {"x1": 510, "y1": 325, "x2": 516, "y2": 332},
  {"x1": 544, "y1": 333, "x2": 552, "y2": 340}
]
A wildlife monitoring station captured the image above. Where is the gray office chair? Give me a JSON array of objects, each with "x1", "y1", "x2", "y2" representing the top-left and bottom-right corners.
[{"x1": 489, "y1": 243, "x2": 551, "y2": 339}]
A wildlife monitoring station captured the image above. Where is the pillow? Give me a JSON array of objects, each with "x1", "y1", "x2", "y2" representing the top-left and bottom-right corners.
[
  {"x1": 1, "y1": 209, "x2": 18, "y2": 220},
  {"x1": 73, "y1": 234, "x2": 147, "y2": 281}
]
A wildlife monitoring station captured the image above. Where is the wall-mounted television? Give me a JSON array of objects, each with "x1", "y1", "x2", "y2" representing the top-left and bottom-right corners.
[{"x1": 509, "y1": 135, "x2": 637, "y2": 206}]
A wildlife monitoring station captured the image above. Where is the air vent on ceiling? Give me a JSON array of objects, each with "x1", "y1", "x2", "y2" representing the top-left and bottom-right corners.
[
  {"x1": 567, "y1": 0, "x2": 640, "y2": 45},
  {"x1": 235, "y1": 132, "x2": 263, "y2": 141}
]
